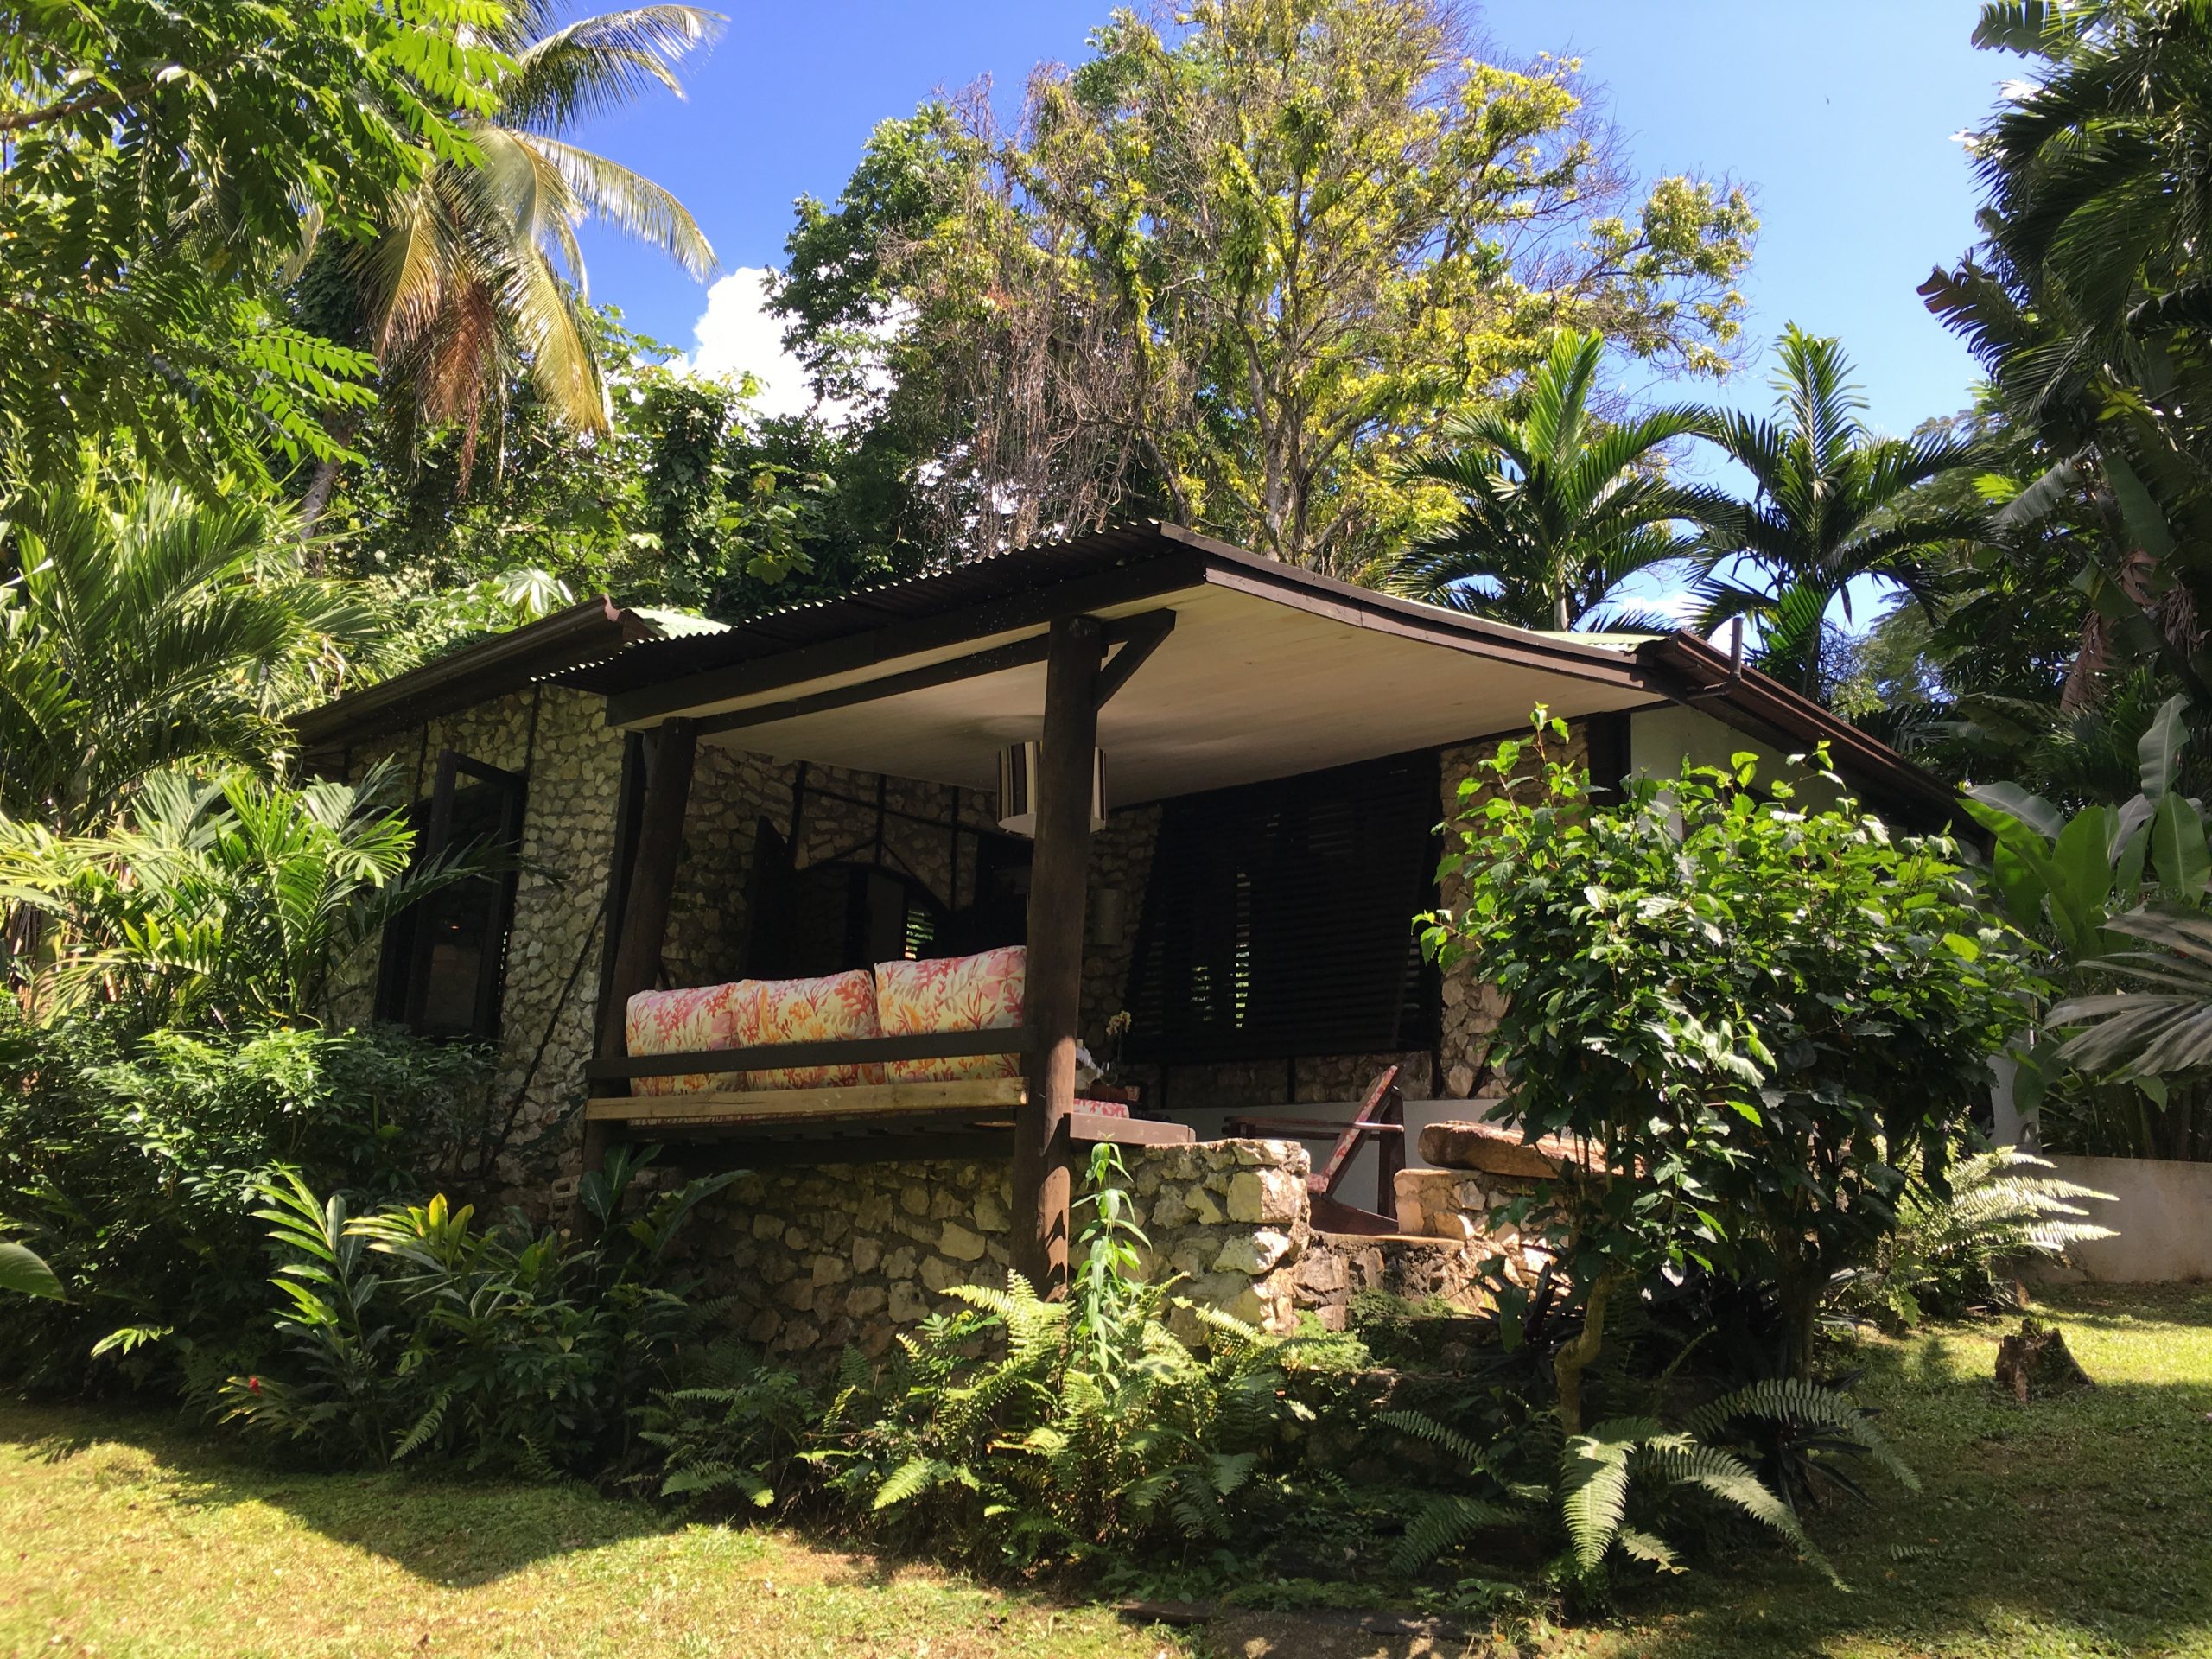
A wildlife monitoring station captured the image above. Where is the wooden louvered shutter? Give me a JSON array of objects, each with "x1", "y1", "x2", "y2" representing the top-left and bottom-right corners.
[{"x1": 1123, "y1": 751, "x2": 1440, "y2": 1064}]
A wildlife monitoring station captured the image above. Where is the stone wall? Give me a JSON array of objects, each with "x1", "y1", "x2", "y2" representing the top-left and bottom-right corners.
[
  {"x1": 328, "y1": 686, "x2": 626, "y2": 1208},
  {"x1": 701, "y1": 1136, "x2": 1499, "y2": 1357}
]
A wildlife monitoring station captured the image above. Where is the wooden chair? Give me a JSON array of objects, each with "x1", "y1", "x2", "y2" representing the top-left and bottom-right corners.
[{"x1": 1224, "y1": 1065, "x2": 1405, "y2": 1235}]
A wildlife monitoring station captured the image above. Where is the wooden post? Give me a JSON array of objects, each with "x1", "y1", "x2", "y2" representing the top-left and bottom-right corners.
[
  {"x1": 581, "y1": 718, "x2": 697, "y2": 1195},
  {"x1": 1013, "y1": 616, "x2": 1103, "y2": 1295}
]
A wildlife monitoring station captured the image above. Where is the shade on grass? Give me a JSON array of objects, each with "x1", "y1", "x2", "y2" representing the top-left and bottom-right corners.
[{"x1": 4, "y1": 1285, "x2": 2210, "y2": 1658}]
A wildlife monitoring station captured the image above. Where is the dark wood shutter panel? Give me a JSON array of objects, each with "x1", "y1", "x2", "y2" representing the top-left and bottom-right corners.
[{"x1": 1124, "y1": 751, "x2": 1439, "y2": 1064}]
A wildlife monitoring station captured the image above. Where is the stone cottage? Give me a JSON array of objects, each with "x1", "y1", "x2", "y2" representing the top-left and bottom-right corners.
[{"x1": 297, "y1": 523, "x2": 1962, "y2": 1349}]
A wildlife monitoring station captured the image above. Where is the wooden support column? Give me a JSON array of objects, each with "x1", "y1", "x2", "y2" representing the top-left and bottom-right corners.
[
  {"x1": 1013, "y1": 615, "x2": 1103, "y2": 1295},
  {"x1": 581, "y1": 718, "x2": 698, "y2": 1191}
]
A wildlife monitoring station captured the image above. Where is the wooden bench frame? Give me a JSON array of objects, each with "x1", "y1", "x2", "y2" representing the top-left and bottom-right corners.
[{"x1": 586, "y1": 1029, "x2": 1192, "y2": 1150}]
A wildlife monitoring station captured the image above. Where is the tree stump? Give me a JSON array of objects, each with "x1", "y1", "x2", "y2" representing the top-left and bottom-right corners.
[{"x1": 1994, "y1": 1317, "x2": 2094, "y2": 1402}]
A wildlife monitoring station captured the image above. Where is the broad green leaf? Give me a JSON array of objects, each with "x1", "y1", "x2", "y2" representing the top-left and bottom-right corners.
[
  {"x1": 1964, "y1": 783, "x2": 2065, "y2": 842},
  {"x1": 2150, "y1": 791, "x2": 2212, "y2": 904},
  {"x1": 0, "y1": 1242, "x2": 64, "y2": 1300},
  {"x1": 2139, "y1": 695, "x2": 2192, "y2": 804}
]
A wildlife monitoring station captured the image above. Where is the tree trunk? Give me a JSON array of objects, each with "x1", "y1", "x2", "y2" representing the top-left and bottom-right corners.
[{"x1": 1553, "y1": 1269, "x2": 1625, "y2": 1436}]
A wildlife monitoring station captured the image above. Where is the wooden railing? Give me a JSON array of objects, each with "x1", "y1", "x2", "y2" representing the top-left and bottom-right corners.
[{"x1": 585, "y1": 1025, "x2": 1036, "y2": 1086}]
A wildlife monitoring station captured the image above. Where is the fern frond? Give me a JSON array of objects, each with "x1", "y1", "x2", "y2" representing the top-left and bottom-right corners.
[{"x1": 1389, "y1": 1493, "x2": 1527, "y2": 1574}]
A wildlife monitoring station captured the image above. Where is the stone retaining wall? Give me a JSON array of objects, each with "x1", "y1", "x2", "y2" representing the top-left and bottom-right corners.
[{"x1": 702, "y1": 1136, "x2": 1503, "y2": 1357}]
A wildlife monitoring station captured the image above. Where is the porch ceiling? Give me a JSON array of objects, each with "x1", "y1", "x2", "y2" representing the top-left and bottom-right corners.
[{"x1": 664, "y1": 575, "x2": 1662, "y2": 804}]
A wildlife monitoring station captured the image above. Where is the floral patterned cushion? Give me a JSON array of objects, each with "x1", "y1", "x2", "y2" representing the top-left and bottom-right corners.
[
  {"x1": 728, "y1": 969, "x2": 885, "y2": 1091},
  {"x1": 624, "y1": 982, "x2": 744, "y2": 1096},
  {"x1": 874, "y1": 946, "x2": 1027, "y2": 1083}
]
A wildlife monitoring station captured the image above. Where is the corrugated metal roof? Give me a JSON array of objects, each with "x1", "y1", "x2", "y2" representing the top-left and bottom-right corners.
[{"x1": 557, "y1": 522, "x2": 1201, "y2": 695}]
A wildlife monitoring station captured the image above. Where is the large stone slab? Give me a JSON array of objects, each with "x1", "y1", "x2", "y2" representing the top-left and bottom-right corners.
[{"x1": 1418, "y1": 1119, "x2": 1573, "y2": 1178}]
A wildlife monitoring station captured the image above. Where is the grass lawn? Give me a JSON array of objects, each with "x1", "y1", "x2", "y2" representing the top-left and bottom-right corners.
[{"x1": 4, "y1": 1283, "x2": 2210, "y2": 1659}]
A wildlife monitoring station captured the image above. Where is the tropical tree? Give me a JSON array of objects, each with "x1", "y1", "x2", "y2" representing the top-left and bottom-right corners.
[
  {"x1": 0, "y1": 467, "x2": 382, "y2": 835},
  {"x1": 776, "y1": 0, "x2": 1757, "y2": 573},
  {"x1": 1921, "y1": 1, "x2": 2212, "y2": 720},
  {"x1": 1384, "y1": 329, "x2": 1719, "y2": 630},
  {"x1": 1692, "y1": 327, "x2": 1985, "y2": 699},
  {"x1": 301, "y1": 0, "x2": 722, "y2": 521},
  {"x1": 0, "y1": 0, "x2": 503, "y2": 498}
]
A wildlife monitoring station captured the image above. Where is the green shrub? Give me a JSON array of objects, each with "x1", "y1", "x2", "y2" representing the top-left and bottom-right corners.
[
  {"x1": 812, "y1": 1145, "x2": 1364, "y2": 1567},
  {"x1": 0, "y1": 1011, "x2": 493, "y2": 1394},
  {"x1": 1842, "y1": 1146, "x2": 2117, "y2": 1327},
  {"x1": 1425, "y1": 713, "x2": 2037, "y2": 1399},
  {"x1": 639, "y1": 1341, "x2": 823, "y2": 1513},
  {"x1": 221, "y1": 1147, "x2": 729, "y2": 1476}
]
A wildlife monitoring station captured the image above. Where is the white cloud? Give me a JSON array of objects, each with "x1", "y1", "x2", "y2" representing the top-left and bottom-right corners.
[{"x1": 678, "y1": 266, "x2": 817, "y2": 420}]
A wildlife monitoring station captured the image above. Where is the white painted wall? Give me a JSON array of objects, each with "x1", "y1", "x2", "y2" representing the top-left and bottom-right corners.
[
  {"x1": 2038, "y1": 1155, "x2": 2212, "y2": 1284},
  {"x1": 1627, "y1": 704, "x2": 1847, "y2": 809}
]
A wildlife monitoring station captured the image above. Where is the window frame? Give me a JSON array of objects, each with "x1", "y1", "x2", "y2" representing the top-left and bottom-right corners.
[{"x1": 375, "y1": 748, "x2": 528, "y2": 1043}]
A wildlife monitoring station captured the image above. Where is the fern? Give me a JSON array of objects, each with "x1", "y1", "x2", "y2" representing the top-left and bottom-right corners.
[{"x1": 1687, "y1": 1376, "x2": 1918, "y2": 1492}]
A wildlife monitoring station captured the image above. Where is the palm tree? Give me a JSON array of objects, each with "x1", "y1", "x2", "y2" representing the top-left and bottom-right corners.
[
  {"x1": 302, "y1": 2, "x2": 721, "y2": 522},
  {"x1": 0, "y1": 468, "x2": 379, "y2": 835},
  {"x1": 1692, "y1": 327, "x2": 1986, "y2": 699},
  {"x1": 1386, "y1": 329, "x2": 1720, "y2": 631}
]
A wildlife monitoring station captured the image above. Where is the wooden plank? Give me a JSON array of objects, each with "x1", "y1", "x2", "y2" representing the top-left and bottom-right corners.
[
  {"x1": 1014, "y1": 614, "x2": 1103, "y2": 1294},
  {"x1": 587, "y1": 1077, "x2": 1027, "y2": 1123},
  {"x1": 1070, "y1": 1112, "x2": 1192, "y2": 1147},
  {"x1": 588, "y1": 1024, "x2": 1033, "y2": 1083},
  {"x1": 695, "y1": 634, "x2": 1052, "y2": 737}
]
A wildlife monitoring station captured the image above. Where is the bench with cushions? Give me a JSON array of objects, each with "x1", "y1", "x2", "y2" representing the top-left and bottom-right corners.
[{"x1": 583, "y1": 946, "x2": 1188, "y2": 1147}]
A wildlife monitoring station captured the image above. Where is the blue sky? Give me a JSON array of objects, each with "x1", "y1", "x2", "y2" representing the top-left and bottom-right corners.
[{"x1": 572, "y1": 1, "x2": 2011, "y2": 439}]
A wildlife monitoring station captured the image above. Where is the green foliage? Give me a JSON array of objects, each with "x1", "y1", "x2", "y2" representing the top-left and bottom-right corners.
[
  {"x1": 222, "y1": 1149, "x2": 731, "y2": 1473},
  {"x1": 1385, "y1": 328, "x2": 1719, "y2": 630},
  {"x1": 815, "y1": 1149, "x2": 1357, "y2": 1567},
  {"x1": 778, "y1": 0, "x2": 1755, "y2": 574},
  {"x1": 1691, "y1": 327, "x2": 1986, "y2": 700},
  {"x1": 1381, "y1": 1370, "x2": 1907, "y2": 1594},
  {"x1": 0, "y1": 0, "x2": 505, "y2": 493},
  {"x1": 0, "y1": 1013, "x2": 493, "y2": 1394},
  {"x1": 639, "y1": 1342, "x2": 822, "y2": 1513},
  {"x1": 0, "y1": 1241, "x2": 64, "y2": 1300},
  {"x1": 308, "y1": 0, "x2": 719, "y2": 492},
  {"x1": 1425, "y1": 713, "x2": 2036, "y2": 1381},
  {"x1": 1963, "y1": 695, "x2": 2212, "y2": 1156},
  {"x1": 0, "y1": 765, "x2": 479, "y2": 1030},
  {"x1": 0, "y1": 466, "x2": 389, "y2": 832},
  {"x1": 1846, "y1": 1147, "x2": 2116, "y2": 1328},
  {"x1": 1557, "y1": 1413, "x2": 1841, "y2": 1589}
]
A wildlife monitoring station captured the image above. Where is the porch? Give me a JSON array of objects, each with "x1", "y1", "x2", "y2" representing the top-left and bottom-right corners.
[{"x1": 564, "y1": 523, "x2": 1948, "y2": 1289}]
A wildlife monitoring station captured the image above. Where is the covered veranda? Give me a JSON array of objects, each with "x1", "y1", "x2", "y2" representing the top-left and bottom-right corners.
[{"x1": 569, "y1": 523, "x2": 1956, "y2": 1288}]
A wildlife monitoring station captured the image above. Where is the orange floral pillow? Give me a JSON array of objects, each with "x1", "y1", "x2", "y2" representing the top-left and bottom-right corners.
[
  {"x1": 625, "y1": 982, "x2": 744, "y2": 1096},
  {"x1": 728, "y1": 969, "x2": 885, "y2": 1091},
  {"x1": 874, "y1": 946, "x2": 1027, "y2": 1083}
]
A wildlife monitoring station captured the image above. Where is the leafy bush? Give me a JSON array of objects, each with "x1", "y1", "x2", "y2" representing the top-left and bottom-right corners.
[
  {"x1": 1844, "y1": 1147, "x2": 2116, "y2": 1327},
  {"x1": 639, "y1": 1342, "x2": 823, "y2": 1513},
  {"x1": 1382, "y1": 1373, "x2": 1910, "y2": 1594},
  {"x1": 0, "y1": 1012, "x2": 493, "y2": 1394},
  {"x1": 812, "y1": 1145, "x2": 1362, "y2": 1567},
  {"x1": 0, "y1": 764, "x2": 480, "y2": 1030},
  {"x1": 221, "y1": 1148, "x2": 729, "y2": 1476},
  {"x1": 1425, "y1": 714, "x2": 2036, "y2": 1398}
]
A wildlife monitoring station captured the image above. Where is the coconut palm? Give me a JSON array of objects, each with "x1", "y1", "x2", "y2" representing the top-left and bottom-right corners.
[
  {"x1": 1691, "y1": 327, "x2": 1986, "y2": 700},
  {"x1": 302, "y1": 2, "x2": 721, "y2": 522},
  {"x1": 1385, "y1": 329, "x2": 1722, "y2": 632},
  {"x1": 0, "y1": 469, "x2": 381, "y2": 835}
]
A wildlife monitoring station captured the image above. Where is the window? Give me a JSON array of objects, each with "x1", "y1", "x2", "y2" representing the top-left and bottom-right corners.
[
  {"x1": 1123, "y1": 752, "x2": 1439, "y2": 1064},
  {"x1": 375, "y1": 750, "x2": 527, "y2": 1041}
]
